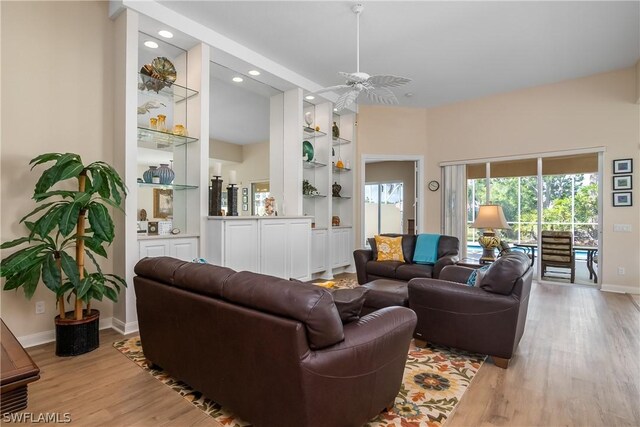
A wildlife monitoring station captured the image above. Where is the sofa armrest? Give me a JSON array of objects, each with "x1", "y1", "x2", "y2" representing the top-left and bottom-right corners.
[
  {"x1": 353, "y1": 249, "x2": 373, "y2": 284},
  {"x1": 433, "y1": 254, "x2": 459, "y2": 279},
  {"x1": 438, "y1": 265, "x2": 475, "y2": 283},
  {"x1": 408, "y1": 278, "x2": 517, "y2": 312},
  {"x1": 302, "y1": 306, "x2": 416, "y2": 377}
]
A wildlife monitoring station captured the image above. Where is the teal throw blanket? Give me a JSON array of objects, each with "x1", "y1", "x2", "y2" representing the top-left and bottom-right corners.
[{"x1": 413, "y1": 234, "x2": 441, "y2": 265}]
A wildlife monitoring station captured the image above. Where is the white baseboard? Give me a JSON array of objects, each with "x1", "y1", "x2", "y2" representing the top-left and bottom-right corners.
[
  {"x1": 111, "y1": 318, "x2": 139, "y2": 335},
  {"x1": 600, "y1": 284, "x2": 640, "y2": 294},
  {"x1": 18, "y1": 317, "x2": 114, "y2": 348}
]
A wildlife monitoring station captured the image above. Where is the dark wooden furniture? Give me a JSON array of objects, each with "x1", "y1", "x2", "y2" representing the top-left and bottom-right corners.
[
  {"x1": 541, "y1": 231, "x2": 575, "y2": 283},
  {"x1": 1, "y1": 319, "x2": 40, "y2": 415}
]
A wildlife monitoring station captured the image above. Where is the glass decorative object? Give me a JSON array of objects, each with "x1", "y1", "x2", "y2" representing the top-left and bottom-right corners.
[
  {"x1": 143, "y1": 166, "x2": 158, "y2": 183},
  {"x1": 157, "y1": 163, "x2": 175, "y2": 185}
]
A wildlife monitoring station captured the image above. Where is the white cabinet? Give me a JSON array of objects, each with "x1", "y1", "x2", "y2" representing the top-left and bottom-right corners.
[
  {"x1": 207, "y1": 217, "x2": 311, "y2": 280},
  {"x1": 139, "y1": 237, "x2": 199, "y2": 262},
  {"x1": 331, "y1": 227, "x2": 352, "y2": 268},
  {"x1": 311, "y1": 229, "x2": 327, "y2": 273}
]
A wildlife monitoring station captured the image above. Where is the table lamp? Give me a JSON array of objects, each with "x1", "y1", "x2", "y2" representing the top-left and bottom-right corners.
[{"x1": 471, "y1": 204, "x2": 511, "y2": 263}]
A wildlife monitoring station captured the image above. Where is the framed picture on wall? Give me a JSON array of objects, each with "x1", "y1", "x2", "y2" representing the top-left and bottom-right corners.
[
  {"x1": 242, "y1": 203, "x2": 248, "y2": 211},
  {"x1": 613, "y1": 159, "x2": 633, "y2": 174},
  {"x1": 613, "y1": 175, "x2": 632, "y2": 190},
  {"x1": 612, "y1": 192, "x2": 632, "y2": 207},
  {"x1": 153, "y1": 189, "x2": 173, "y2": 218}
]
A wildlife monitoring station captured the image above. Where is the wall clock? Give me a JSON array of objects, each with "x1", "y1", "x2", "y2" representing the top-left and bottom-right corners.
[{"x1": 428, "y1": 180, "x2": 440, "y2": 191}]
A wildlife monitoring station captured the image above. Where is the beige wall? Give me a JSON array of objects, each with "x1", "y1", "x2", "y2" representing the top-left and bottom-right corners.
[
  {"x1": 1, "y1": 1, "x2": 117, "y2": 337},
  {"x1": 365, "y1": 161, "x2": 416, "y2": 234},
  {"x1": 357, "y1": 67, "x2": 640, "y2": 291},
  {"x1": 210, "y1": 138, "x2": 243, "y2": 163}
]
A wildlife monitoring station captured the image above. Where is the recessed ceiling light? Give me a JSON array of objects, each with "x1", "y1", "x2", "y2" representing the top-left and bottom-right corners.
[
  {"x1": 144, "y1": 41, "x2": 159, "y2": 49},
  {"x1": 158, "y1": 30, "x2": 174, "y2": 39},
  {"x1": 248, "y1": 70, "x2": 261, "y2": 76},
  {"x1": 232, "y1": 77, "x2": 244, "y2": 83},
  {"x1": 333, "y1": 108, "x2": 338, "y2": 112},
  {"x1": 305, "y1": 95, "x2": 315, "y2": 100},
  {"x1": 404, "y1": 92, "x2": 414, "y2": 97}
]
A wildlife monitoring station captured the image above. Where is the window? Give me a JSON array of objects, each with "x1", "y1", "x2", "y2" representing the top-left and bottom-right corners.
[{"x1": 364, "y1": 182, "x2": 403, "y2": 245}]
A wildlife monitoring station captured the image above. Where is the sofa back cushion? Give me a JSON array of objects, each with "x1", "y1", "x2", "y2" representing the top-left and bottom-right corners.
[
  {"x1": 223, "y1": 271, "x2": 344, "y2": 350},
  {"x1": 438, "y1": 235, "x2": 460, "y2": 258},
  {"x1": 368, "y1": 234, "x2": 417, "y2": 263},
  {"x1": 480, "y1": 251, "x2": 530, "y2": 295}
]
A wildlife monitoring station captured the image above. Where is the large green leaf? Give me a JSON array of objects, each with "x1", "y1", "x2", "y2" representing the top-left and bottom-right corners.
[
  {"x1": 29, "y1": 153, "x2": 62, "y2": 169},
  {"x1": 58, "y1": 193, "x2": 90, "y2": 236},
  {"x1": 0, "y1": 244, "x2": 47, "y2": 277},
  {"x1": 82, "y1": 237, "x2": 107, "y2": 258},
  {"x1": 103, "y1": 286, "x2": 118, "y2": 302},
  {"x1": 35, "y1": 204, "x2": 64, "y2": 237},
  {"x1": 88, "y1": 203, "x2": 114, "y2": 242},
  {"x1": 0, "y1": 237, "x2": 30, "y2": 250},
  {"x1": 56, "y1": 161, "x2": 84, "y2": 183},
  {"x1": 59, "y1": 251, "x2": 80, "y2": 287},
  {"x1": 33, "y1": 190, "x2": 75, "y2": 202},
  {"x1": 84, "y1": 249, "x2": 103, "y2": 274},
  {"x1": 104, "y1": 273, "x2": 127, "y2": 291},
  {"x1": 19, "y1": 202, "x2": 57, "y2": 223},
  {"x1": 41, "y1": 253, "x2": 61, "y2": 293},
  {"x1": 33, "y1": 165, "x2": 59, "y2": 197},
  {"x1": 22, "y1": 260, "x2": 43, "y2": 299},
  {"x1": 75, "y1": 277, "x2": 92, "y2": 299}
]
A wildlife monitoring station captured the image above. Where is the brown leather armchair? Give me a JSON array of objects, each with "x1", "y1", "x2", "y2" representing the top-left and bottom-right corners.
[
  {"x1": 134, "y1": 257, "x2": 417, "y2": 427},
  {"x1": 407, "y1": 251, "x2": 532, "y2": 368},
  {"x1": 354, "y1": 234, "x2": 459, "y2": 284}
]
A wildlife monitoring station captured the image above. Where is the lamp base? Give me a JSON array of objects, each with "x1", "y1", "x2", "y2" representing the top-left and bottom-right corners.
[{"x1": 478, "y1": 230, "x2": 501, "y2": 263}]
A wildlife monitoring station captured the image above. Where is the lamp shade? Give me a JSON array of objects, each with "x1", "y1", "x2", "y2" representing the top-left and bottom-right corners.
[{"x1": 471, "y1": 204, "x2": 511, "y2": 230}]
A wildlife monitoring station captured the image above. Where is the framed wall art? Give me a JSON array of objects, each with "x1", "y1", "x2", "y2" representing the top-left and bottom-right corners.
[
  {"x1": 612, "y1": 175, "x2": 632, "y2": 190},
  {"x1": 612, "y1": 192, "x2": 632, "y2": 207},
  {"x1": 153, "y1": 188, "x2": 173, "y2": 218},
  {"x1": 613, "y1": 159, "x2": 633, "y2": 174}
]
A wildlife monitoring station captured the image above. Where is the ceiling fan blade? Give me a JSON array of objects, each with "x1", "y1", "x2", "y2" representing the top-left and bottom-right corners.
[
  {"x1": 365, "y1": 87, "x2": 399, "y2": 105},
  {"x1": 313, "y1": 84, "x2": 352, "y2": 94},
  {"x1": 367, "y1": 75, "x2": 412, "y2": 88},
  {"x1": 338, "y1": 71, "x2": 369, "y2": 83},
  {"x1": 335, "y1": 89, "x2": 361, "y2": 111}
]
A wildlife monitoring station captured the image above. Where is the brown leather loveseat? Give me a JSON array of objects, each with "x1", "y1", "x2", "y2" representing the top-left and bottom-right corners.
[
  {"x1": 354, "y1": 234, "x2": 460, "y2": 284},
  {"x1": 408, "y1": 251, "x2": 533, "y2": 368},
  {"x1": 134, "y1": 257, "x2": 417, "y2": 427}
]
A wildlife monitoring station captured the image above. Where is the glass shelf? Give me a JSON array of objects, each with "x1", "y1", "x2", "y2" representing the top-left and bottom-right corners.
[
  {"x1": 332, "y1": 137, "x2": 351, "y2": 146},
  {"x1": 303, "y1": 127, "x2": 327, "y2": 138},
  {"x1": 137, "y1": 127, "x2": 198, "y2": 151},
  {"x1": 333, "y1": 195, "x2": 351, "y2": 199},
  {"x1": 138, "y1": 74, "x2": 198, "y2": 103},
  {"x1": 303, "y1": 194, "x2": 327, "y2": 198},
  {"x1": 303, "y1": 160, "x2": 327, "y2": 169},
  {"x1": 332, "y1": 165, "x2": 351, "y2": 173},
  {"x1": 137, "y1": 182, "x2": 198, "y2": 190}
]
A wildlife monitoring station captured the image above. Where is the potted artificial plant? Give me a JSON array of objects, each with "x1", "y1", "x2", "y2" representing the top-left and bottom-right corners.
[{"x1": 1, "y1": 153, "x2": 127, "y2": 356}]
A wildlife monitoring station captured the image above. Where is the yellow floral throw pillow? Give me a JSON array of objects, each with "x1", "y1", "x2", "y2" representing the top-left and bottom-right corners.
[{"x1": 374, "y1": 235, "x2": 405, "y2": 262}]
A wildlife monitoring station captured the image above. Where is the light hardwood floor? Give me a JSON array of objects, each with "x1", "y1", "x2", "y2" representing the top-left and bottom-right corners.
[{"x1": 22, "y1": 281, "x2": 639, "y2": 427}]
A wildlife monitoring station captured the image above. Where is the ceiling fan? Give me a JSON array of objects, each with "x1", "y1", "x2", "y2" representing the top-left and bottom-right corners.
[{"x1": 314, "y1": 3, "x2": 411, "y2": 111}]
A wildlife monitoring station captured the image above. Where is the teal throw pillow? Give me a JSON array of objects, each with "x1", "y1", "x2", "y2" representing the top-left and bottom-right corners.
[{"x1": 466, "y1": 265, "x2": 490, "y2": 286}]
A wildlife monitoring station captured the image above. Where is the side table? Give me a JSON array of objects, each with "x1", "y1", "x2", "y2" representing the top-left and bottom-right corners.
[{"x1": 1, "y1": 319, "x2": 40, "y2": 415}]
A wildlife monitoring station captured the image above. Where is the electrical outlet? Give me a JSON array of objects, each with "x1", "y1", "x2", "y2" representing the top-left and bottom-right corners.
[
  {"x1": 35, "y1": 301, "x2": 45, "y2": 314},
  {"x1": 618, "y1": 267, "x2": 626, "y2": 275}
]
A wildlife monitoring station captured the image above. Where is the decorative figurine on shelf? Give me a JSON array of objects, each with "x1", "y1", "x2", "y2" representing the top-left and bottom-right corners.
[
  {"x1": 332, "y1": 216, "x2": 341, "y2": 226},
  {"x1": 156, "y1": 114, "x2": 167, "y2": 132},
  {"x1": 149, "y1": 117, "x2": 158, "y2": 130},
  {"x1": 303, "y1": 179, "x2": 319, "y2": 196},
  {"x1": 332, "y1": 182, "x2": 342, "y2": 197},
  {"x1": 139, "y1": 57, "x2": 177, "y2": 93},
  {"x1": 304, "y1": 112, "x2": 313, "y2": 129},
  {"x1": 336, "y1": 159, "x2": 344, "y2": 169},
  {"x1": 332, "y1": 121, "x2": 340, "y2": 139},
  {"x1": 137, "y1": 100, "x2": 166, "y2": 115},
  {"x1": 172, "y1": 124, "x2": 188, "y2": 136},
  {"x1": 227, "y1": 170, "x2": 239, "y2": 216},
  {"x1": 302, "y1": 140, "x2": 314, "y2": 162},
  {"x1": 265, "y1": 196, "x2": 277, "y2": 216},
  {"x1": 315, "y1": 126, "x2": 320, "y2": 131},
  {"x1": 139, "y1": 209, "x2": 147, "y2": 221}
]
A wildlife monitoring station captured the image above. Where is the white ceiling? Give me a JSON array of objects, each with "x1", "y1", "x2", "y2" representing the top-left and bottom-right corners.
[{"x1": 159, "y1": 1, "x2": 640, "y2": 108}]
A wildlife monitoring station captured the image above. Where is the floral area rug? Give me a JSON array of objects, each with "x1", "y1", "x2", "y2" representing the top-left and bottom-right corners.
[{"x1": 114, "y1": 332, "x2": 484, "y2": 427}]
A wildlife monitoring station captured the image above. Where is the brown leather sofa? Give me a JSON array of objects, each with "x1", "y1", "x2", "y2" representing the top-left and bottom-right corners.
[
  {"x1": 354, "y1": 234, "x2": 460, "y2": 285},
  {"x1": 408, "y1": 251, "x2": 533, "y2": 368},
  {"x1": 134, "y1": 257, "x2": 417, "y2": 427}
]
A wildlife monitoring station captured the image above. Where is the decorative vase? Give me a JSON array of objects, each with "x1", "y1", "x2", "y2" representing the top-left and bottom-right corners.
[
  {"x1": 332, "y1": 121, "x2": 340, "y2": 138},
  {"x1": 303, "y1": 140, "x2": 314, "y2": 162},
  {"x1": 332, "y1": 216, "x2": 341, "y2": 226},
  {"x1": 143, "y1": 166, "x2": 158, "y2": 183},
  {"x1": 55, "y1": 309, "x2": 100, "y2": 357},
  {"x1": 157, "y1": 114, "x2": 167, "y2": 132},
  {"x1": 157, "y1": 163, "x2": 175, "y2": 185},
  {"x1": 336, "y1": 159, "x2": 344, "y2": 169},
  {"x1": 332, "y1": 182, "x2": 342, "y2": 197}
]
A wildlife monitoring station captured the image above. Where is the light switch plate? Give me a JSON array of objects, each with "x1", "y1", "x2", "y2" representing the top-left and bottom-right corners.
[{"x1": 613, "y1": 224, "x2": 632, "y2": 232}]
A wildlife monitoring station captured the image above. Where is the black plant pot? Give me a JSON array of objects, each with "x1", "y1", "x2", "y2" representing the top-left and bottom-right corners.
[{"x1": 54, "y1": 309, "x2": 100, "y2": 357}]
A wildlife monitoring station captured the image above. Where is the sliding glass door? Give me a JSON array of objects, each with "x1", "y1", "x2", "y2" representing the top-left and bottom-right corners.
[{"x1": 364, "y1": 182, "x2": 403, "y2": 245}]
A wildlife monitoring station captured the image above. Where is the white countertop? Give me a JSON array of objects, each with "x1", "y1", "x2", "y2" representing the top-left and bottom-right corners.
[
  {"x1": 137, "y1": 233, "x2": 199, "y2": 240},
  {"x1": 207, "y1": 215, "x2": 312, "y2": 220}
]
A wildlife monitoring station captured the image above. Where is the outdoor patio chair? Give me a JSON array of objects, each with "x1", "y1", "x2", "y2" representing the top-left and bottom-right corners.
[{"x1": 541, "y1": 230, "x2": 575, "y2": 283}]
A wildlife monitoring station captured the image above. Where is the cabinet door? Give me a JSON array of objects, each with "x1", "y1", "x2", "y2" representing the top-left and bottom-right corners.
[
  {"x1": 224, "y1": 221, "x2": 258, "y2": 272},
  {"x1": 139, "y1": 241, "x2": 169, "y2": 259},
  {"x1": 340, "y1": 228, "x2": 351, "y2": 265},
  {"x1": 260, "y1": 220, "x2": 288, "y2": 278},
  {"x1": 170, "y1": 238, "x2": 198, "y2": 261},
  {"x1": 288, "y1": 220, "x2": 311, "y2": 280},
  {"x1": 311, "y1": 230, "x2": 327, "y2": 273}
]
